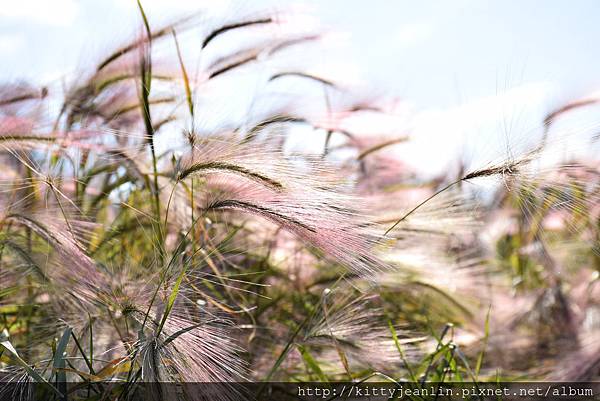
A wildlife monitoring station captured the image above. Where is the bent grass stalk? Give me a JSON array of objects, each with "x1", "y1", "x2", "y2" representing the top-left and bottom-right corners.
[{"x1": 384, "y1": 159, "x2": 527, "y2": 236}]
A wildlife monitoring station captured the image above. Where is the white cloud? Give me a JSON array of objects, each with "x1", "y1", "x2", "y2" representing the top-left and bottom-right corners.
[
  {"x1": 396, "y1": 81, "x2": 557, "y2": 177},
  {"x1": 0, "y1": 33, "x2": 24, "y2": 54},
  {"x1": 395, "y1": 22, "x2": 434, "y2": 48},
  {"x1": 0, "y1": 0, "x2": 79, "y2": 26}
]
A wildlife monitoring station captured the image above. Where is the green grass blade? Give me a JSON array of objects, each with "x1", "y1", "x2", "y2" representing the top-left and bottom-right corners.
[
  {"x1": 156, "y1": 263, "x2": 189, "y2": 336},
  {"x1": 160, "y1": 322, "x2": 205, "y2": 348},
  {"x1": 54, "y1": 326, "x2": 72, "y2": 399},
  {"x1": 137, "y1": 0, "x2": 151, "y2": 54},
  {"x1": 297, "y1": 344, "x2": 329, "y2": 382},
  {"x1": 136, "y1": 0, "x2": 164, "y2": 264},
  {"x1": 388, "y1": 320, "x2": 418, "y2": 383},
  {"x1": 172, "y1": 29, "x2": 194, "y2": 120},
  {"x1": 475, "y1": 305, "x2": 491, "y2": 379}
]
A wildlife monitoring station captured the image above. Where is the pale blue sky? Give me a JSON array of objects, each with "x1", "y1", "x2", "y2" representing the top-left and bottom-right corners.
[{"x1": 1, "y1": 0, "x2": 599, "y2": 175}]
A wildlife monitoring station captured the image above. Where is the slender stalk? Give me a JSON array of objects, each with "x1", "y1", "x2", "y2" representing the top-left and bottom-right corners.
[
  {"x1": 137, "y1": 0, "x2": 164, "y2": 263},
  {"x1": 384, "y1": 179, "x2": 462, "y2": 236}
]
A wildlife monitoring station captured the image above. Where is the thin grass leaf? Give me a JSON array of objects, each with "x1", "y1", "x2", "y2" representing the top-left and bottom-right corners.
[
  {"x1": 259, "y1": 318, "x2": 306, "y2": 387},
  {"x1": 53, "y1": 326, "x2": 72, "y2": 399},
  {"x1": 297, "y1": 344, "x2": 329, "y2": 383},
  {"x1": 137, "y1": 0, "x2": 164, "y2": 263},
  {"x1": 156, "y1": 262, "x2": 190, "y2": 336},
  {"x1": 388, "y1": 320, "x2": 418, "y2": 383},
  {"x1": 0, "y1": 329, "x2": 63, "y2": 397},
  {"x1": 412, "y1": 281, "x2": 474, "y2": 319},
  {"x1": 172, "y1": 29, "x2": 194, "y2": 120},
  {"x1": 160, "y1": 322, "x2": 205, "y2": 348},
  {"x1": 475, "y1": 306, "x2": 491, "y2": 379}
]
